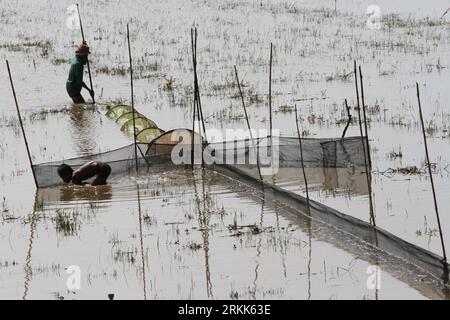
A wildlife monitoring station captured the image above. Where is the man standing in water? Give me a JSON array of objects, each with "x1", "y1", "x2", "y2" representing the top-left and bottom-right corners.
[{"x1": 66, "y1": 42, "x2": 94, "y2": 103}]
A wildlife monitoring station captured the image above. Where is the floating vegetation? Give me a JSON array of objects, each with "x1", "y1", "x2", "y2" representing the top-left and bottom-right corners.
[
  {"x1": 53, "y1": 209, "x2": 80, "y2": 237},
  {"x1": 387, "y1": 146, "x2": 403, "y2": 159},
  {"x1": 0, "y1": 40, "x2": 52, "y2": 53},
  {"x1": 187, "y1": 242, "x2": 202, "y2": 251},
  {"x1": 50, "y1": 58, "x2": 67, "y2": 66},
  {"x1": 382, "y1": 166, "x2": 423, "y2": 175}
]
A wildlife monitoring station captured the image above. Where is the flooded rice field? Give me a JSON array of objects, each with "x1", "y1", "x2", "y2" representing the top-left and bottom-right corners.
[{"x1": 2, "y1": 0, "x2": 450, "y2": 299}]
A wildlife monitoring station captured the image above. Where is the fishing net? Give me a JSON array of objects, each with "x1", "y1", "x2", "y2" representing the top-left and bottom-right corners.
[
  {"x1": 32, "y1": 124, "x2": 450, "y2": 286},
  {"x1": 136, "y1": 128, "x2": 165, "y2": 143},
  {"x1": 32, "y1": 129, "x2": 203, "y2": 188},
  {"x1": 30, "y1": 101, "x2": 450, "y2": 288}
]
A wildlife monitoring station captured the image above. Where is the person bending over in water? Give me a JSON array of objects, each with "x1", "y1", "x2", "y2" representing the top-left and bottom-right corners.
[
  {"x1": 57, "y1": 161, "x2": 111, "y2": 186},
  {"x1": 66, "y1": 42, "x2": 94, "y2": 104}
]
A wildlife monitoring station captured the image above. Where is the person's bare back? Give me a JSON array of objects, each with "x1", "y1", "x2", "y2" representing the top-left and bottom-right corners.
[{"x1": 58, "y1": 161, "x2": 111, "y2": 186}]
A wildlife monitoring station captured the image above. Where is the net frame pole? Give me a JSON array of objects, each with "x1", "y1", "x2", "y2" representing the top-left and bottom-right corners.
[
  {"x1": 76, "y1": 3, "x2": 95, "y2": 104},
  {"x1": 192, "y1": 28, "x2": 207, "y2": 142},
  {"x1": 294, "y1": 105, "x2": 310, "y2": 206},
  {"x1": 234, "y1": 65, "x2": 263, "y2": 184},
  {"x1": 191, "y1": 28, "x2": 206, "y2": 167},
  {"x1": 416, "y1": 82, "x2": 447, "y2": 263},
  {"x1": 127, "y1": 24, "x2": 139, "y2": 174},
  {"x1": 359, "y1": 65, "x2": 376, "y2": 226},
  {"x1": 6, "y1": 60, "x2": 38, "y2": 189},
  {"x1": 354, "y1": 61, "x2": 375, "y2": 226},
  {"x1": 269, "y1": 43, "x2": 273, "y2": 138},
  {"x1": 359, "y1": 66, "x2": 373, "y2": 169}
]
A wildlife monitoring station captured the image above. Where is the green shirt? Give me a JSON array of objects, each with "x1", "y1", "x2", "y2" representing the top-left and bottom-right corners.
[{"x1": 66, "y1": 55, "x2": 84, "y2": 96}]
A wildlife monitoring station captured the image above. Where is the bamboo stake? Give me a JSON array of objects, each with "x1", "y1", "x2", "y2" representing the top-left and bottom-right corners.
[
  {"x1": 416, "y1": 83, "x2": 447, "y2": 263},
  {"x1": 269, "y1": 43, "x2": 273, "y2": 138},
  {"x1": 294, "y1": 105, "x2": 310, "y2": 206},
  {"x1": 192, "y1": 28, "x2": 207, "y2": 142},
  {"x1": 191, "y1": 100, "x2": 196, "y2": 168},
  {"x1": 76, "y1": 3, "x2": 95, "y2": 103},
  {"x1": 341, "y1": 99, "x2": 352, "y2": 139},
  {"x1": 359, "y1": 66, "x2": 372, "y2": 168},
  {"x1": 234, "y1": 66, "x2": 263, "y2": 183},
  {"x1": 6, "y1": 60, "x2": 38, "y2": 189},
  {"x1": 354, "y1": 61, "x2": 375, "y2": 226},
  {"x1": 127, "y1": 24, "x2": 139, "y2": 173},
  {"x1": 354, "y1": 61, "x2": 366, "y2": 155},
  {"x1": 359, "y1": 66, "x2": 376, "y2": 226},
  {"x1": 190, "y1": 28, "x2": 205, "y2": 167}
]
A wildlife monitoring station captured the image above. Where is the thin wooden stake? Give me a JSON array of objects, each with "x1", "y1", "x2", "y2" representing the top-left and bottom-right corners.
[
  {"x1": 294, "y1": 105, "x2": 310, "y2": 206},
  {"x1": 354, "y1": 61, "x2": 375, "y2": 226},
  {"x1": 354, "y1": 61, "x2": 366, "y2": 155},
  {"x1": 359, "y1": 66, "x2": 372, "y2": 168},
  {"x1": 127, "y1": 24, "x2": 138, "y2": 174},
  {"x1": 192, "y1": 28, "x2": 207, "y2": 142},
  {"x1": 6, "y1": 60, "x2": 38, "y2": 189},
  {"x1": 416, "y1": 82, "x2": 447, "y2": 263},
  {"x1": 269, "y1": 43, "x2": 273, "y2": 138},
  {"x1": 191, "y1": 28, "x2": 206, "y2": 167},
  {"x1": 234, "y1": 66, "x2": 263, "y2": 184},
  {"x1": 76, "y1": 3, "x2": 95, "y2": 103},
  {"x1": 341, "y1": 99, "x2": 352, "y2": 139}
]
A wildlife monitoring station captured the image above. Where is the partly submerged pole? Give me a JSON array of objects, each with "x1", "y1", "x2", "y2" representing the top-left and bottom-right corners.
[
  {"x1": 359, "y1": 66, "x2": 372, "y2": 168},
  {"x1": 354, "y1": 61, "x2": 366, "y2": 155},
  {"x1": 294, "y1": 105, "x2": 310, "y2": 206},
  {"x1": 127, "y1": 24, "x2": 139, "y2": 174},
  {"x1": 416, "y1": 83, "x2": 447, "y2": 263},
  {"x1": 6, "y1": 60, "x2": 38, "y2": 189},
  {"x1": 191, "y1": 28, "x2": 206, "y2": 167},
  {"x1": 192, "y1": 28, "x2": 207, "y2": 142},
  {"x1": 76, "y1": 3, "x2": 95, "y2": 103},
  {"x1": 269, "y1": 43, "x2": 273, "y2": 138},
  {"x1": 234, "y1": 65, "x2": 263, "y2": 184},
  {"x1": 354, "y1": 61, "x2": 375, "y2": 226}
]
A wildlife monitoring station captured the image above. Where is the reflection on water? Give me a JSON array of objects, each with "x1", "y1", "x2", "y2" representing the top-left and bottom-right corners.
[
  {"x1": 37, "y1": 185, "x2": 113, "y2": 204},
  {"x1": 7, "y1": 167, "x2": 448, "y2": 299},
  {"x1": 269, "y1": 167, "x2": 369, "y2": 196},
  {"x1": 68, "y1": 105, "x2": 99, "y2": 156},
  {"x1": 136, "y1": 184, "x2": 147, "y2": 300}
]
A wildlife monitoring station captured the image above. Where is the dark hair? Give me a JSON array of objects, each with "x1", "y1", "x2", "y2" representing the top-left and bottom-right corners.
[
  {"x1": 98, "y1": 163, "x2": 112, "y2": 179},
  {"x1": 57, "y1": 164, "x2": 74, "y2": 182}
]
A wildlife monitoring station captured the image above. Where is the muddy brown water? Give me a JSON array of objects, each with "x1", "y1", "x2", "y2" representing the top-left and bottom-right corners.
[{"x1": 2, "y1": 0, "x2": 450, "y2": 299}]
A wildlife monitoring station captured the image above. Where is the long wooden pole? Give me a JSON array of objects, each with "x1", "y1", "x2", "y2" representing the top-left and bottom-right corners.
[
  {"x1": 76, "y1": 3, "x2": 95, "y2": 103},
  {"x1": 127, "y1": 24, "x2": 139, "y2": 173},
  {"x1": 269, "y1": 43, "x2": 273, "y2": 138},
  {"x1": 354, "y1": 61, "x2": 366, "y2": 155},
  {"x1": 354, "y1": 61, "x2": 375, "y2": 226},
  {"x1": 6, "y1": 60, "x2": 38, "y2": 189},
  {"x1": 416, "y1": 83, "x2": 447, "y2": 263},
  {"x1": 294, "y1": 105, "x2": 310, "y2": 205},
  {"x1": 234, "y1": 66, "x2": 263, "y2": 183},
  {"x1": 359, "y1": 66, "x2": 372, "y2": 168},
  {"x1": 192, "y1": 28, "x2": 207, "y2": 142}
]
